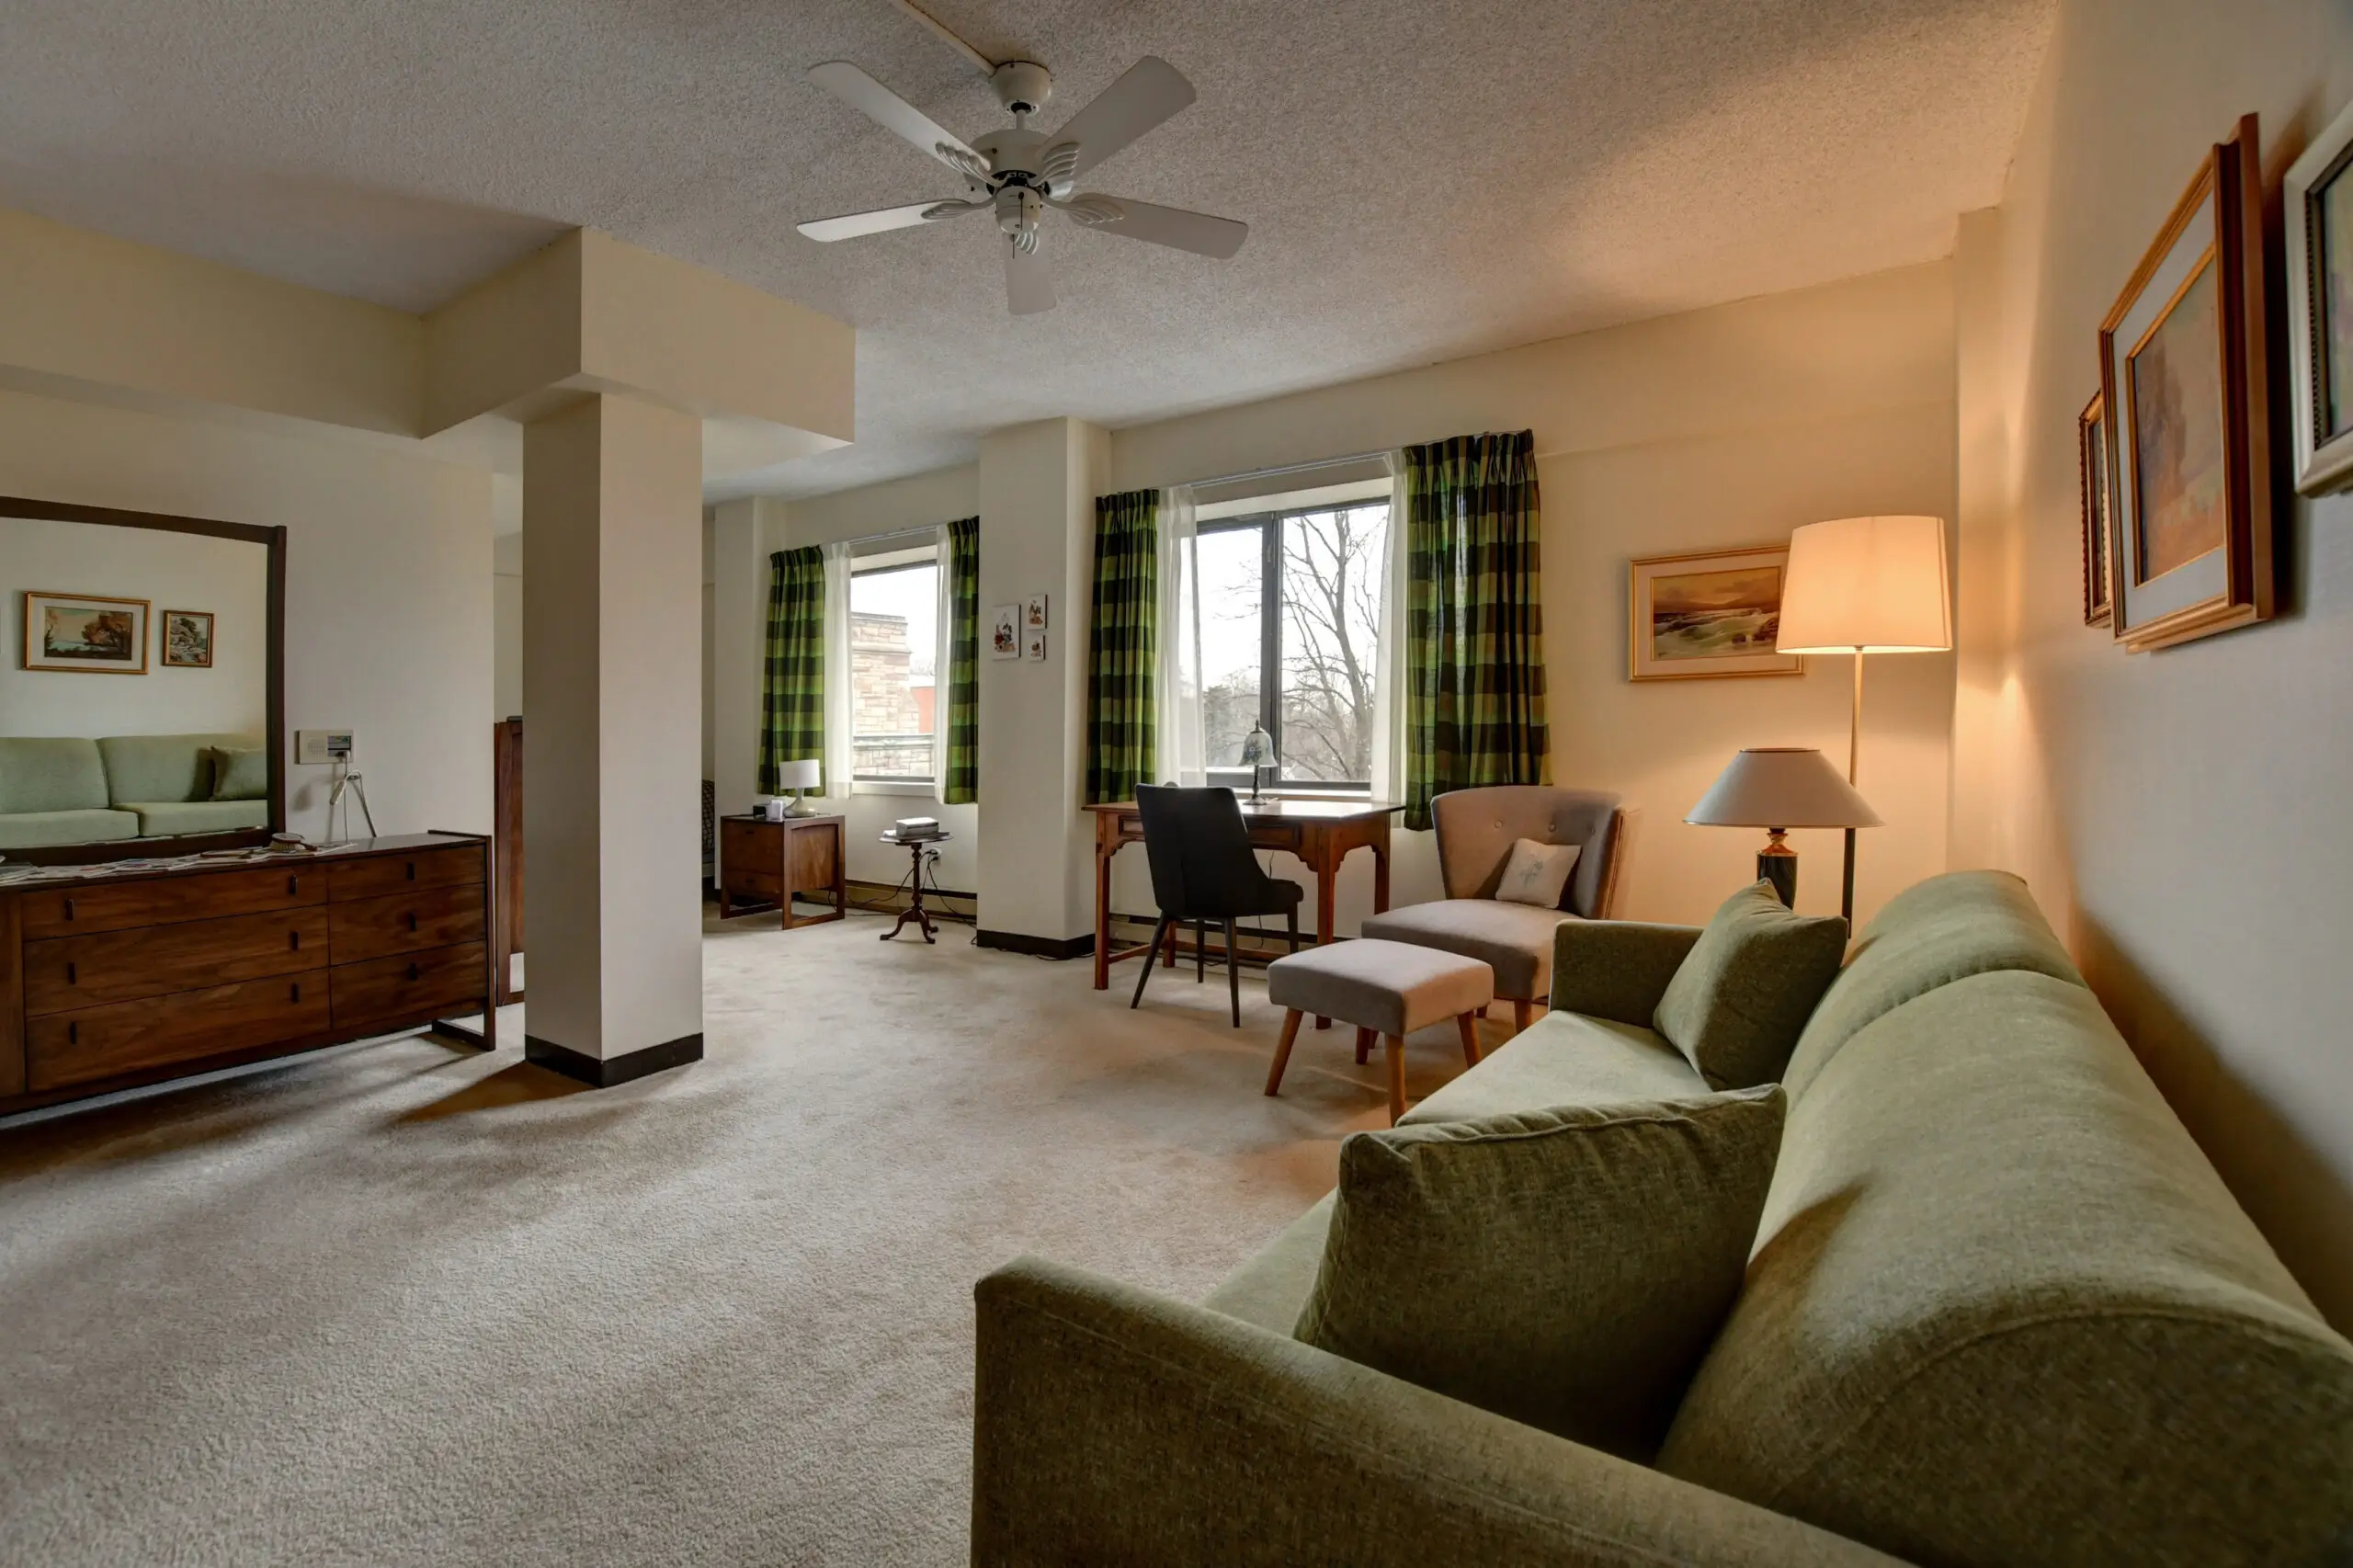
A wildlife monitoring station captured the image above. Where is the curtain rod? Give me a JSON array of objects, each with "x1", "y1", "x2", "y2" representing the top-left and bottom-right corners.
[
  {"x1": 842, "y1": 520, "x2": 956, "y2": 550},
  {"x1": 1180, "y1": 449, "x2": 1392, "y2": 493}
]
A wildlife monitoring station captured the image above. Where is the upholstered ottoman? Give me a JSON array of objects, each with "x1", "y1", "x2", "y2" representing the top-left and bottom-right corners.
[{"x1": 1263, "y1": 938, "x2": 1495, "y2": 1122}]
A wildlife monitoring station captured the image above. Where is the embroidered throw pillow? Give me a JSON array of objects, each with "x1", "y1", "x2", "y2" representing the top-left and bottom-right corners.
[{"x1": 1495, "y1": 837, "x2": 1580, "y2": 908}]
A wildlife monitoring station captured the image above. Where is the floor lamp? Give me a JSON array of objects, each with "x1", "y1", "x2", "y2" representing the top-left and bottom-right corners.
[{"x1": 1774, "y1": 515, "x2": 1951, "y2": 926}]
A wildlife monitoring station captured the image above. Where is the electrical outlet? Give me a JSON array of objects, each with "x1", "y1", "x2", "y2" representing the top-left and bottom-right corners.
[{"x1": 295, "y1": 729, "x2": 354, "y2": 765}]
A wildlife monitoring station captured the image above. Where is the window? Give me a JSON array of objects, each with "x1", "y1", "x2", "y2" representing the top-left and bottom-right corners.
[
  {"x1": 849, "y1": 551, "x2": 938, "y2": 782},
  {"x1": 1197, "y1": 501, "x2": 1388, "y2": 792}
]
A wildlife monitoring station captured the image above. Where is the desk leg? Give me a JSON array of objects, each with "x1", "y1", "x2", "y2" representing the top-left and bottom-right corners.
[
  {"x1": 1313, "y1": 830, "x2": 1336, "y2": 1028},
  {"x1": 1372, "y1": 833, "x2": 1391, "y2": 915},
  {"x1": 779, "y1": 830, "x2": 799, "y2": 931},
  {"x1": 1093, "y1": 833, "x2": 1113, "y2": 990},
  {"x1": 832, "y1": 821, "x2": 847, "y2": 920}
]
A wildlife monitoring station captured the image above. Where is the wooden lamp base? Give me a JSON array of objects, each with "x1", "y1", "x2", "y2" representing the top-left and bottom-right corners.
[{"x1": 1757, "y1": 829, "x2": 1798, "y2": 908}]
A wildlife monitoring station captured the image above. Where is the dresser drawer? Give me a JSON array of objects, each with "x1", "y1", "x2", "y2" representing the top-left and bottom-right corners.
[
  {"x1": 331, "y1": 942, "x2": 486, "y2": 1036},
  {"x1": 329, "y1": 883, "x2": 485, "y2": 963},
  {"x1": 28, "y1": 971, "x2": 331, "y2": 1091},
  {"x1": 17, "y1": 863, "x2": 326, "y2": 938},
  {"x1": 25, "y1": 907, "x2": 330, "y2": 1016},
  {"x1": 328, "y1": 844, "x2": 483, "y2": 903}
]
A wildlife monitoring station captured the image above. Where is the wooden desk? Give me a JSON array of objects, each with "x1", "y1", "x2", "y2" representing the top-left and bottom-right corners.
[
  {"x1": 719, "y1": 812, "x2": 847, "y2": 929},
  {"x1": 1086, "y1": 799, "x2": 1404, "y2": 990}
]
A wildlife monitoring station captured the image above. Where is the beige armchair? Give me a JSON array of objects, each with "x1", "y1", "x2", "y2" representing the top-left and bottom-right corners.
[{"x1": 1359, "y1": 787, "x2": 1627, "y2": 1032}]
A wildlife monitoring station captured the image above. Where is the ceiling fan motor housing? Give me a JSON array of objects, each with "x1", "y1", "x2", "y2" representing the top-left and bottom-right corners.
[
  {"x1": 990, "y1": 60, "x2": 1051, "y2": 118},
  {"x1": 995, "y1": 184, "x2": 1041, "y2": 240}
]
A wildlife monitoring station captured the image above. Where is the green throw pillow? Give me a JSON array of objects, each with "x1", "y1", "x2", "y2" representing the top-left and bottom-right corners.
[
  {"x1": 1654, "y1": 881, "x2": 1848, "y2": 1090},
  {"x1": 206, "y1": 746, "x2": 269, "y2": 801},
  {"x1": 1295, "y1": 1087, "x2": 1787, "y2": 1460}
]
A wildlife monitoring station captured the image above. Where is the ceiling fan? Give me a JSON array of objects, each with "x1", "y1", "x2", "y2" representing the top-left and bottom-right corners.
[{"x1": 796, "y1": 1, "x2": 1247, "y2": 314}]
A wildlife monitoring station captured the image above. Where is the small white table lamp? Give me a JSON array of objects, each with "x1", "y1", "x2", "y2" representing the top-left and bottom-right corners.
[
  {"x1": 1688, "y1": 747, "x2": 1881, "y2": 914},
  {"x1": 1238, "y1": 725, "x2": 1278, "y2": 802},
  {"x1": 773, "y1": 758, "x2": 822, "y2": 817},
  {"x1": 1775, "y1": 515, "x2": 1950, "y2": 923}
]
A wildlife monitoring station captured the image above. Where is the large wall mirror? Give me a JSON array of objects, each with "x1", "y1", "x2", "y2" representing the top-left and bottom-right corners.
[{"x1": 0, "y1": 496, "x2": 284, "y2": 865}]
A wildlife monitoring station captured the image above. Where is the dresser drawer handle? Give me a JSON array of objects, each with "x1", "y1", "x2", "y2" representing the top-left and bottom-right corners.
[
  {"x1": 62, "y1": 897, "x2": 74, "y2": 921},
  {"x1": 407, "y1": 912, "x2": 419, "y2": 933},
  {"x1": 65, "y1": 960, "x2": 77, "y2": 984},
  {"x1": 290, "y1": 981, "x2": 302, "y2": 1004},
  {"x1": 290, "y1": 929, "x2": 301, "y2": 950},
  {"x1": 68, "y1": 1021, "x2": 79, "y2": 1046},
  {"x1": 288, "y1": 874, "x2": 301, "y2": 895},
  {"x1": 407, "y1": 961, "x2": 421, "y2": 982},
  {"x1": 406, "y1": 862, "x2": 417, "y2": 881}
]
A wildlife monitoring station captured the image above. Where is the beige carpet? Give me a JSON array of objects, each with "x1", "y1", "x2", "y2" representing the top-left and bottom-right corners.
[{"x1": 0, "y1": 910, "x2": 1500, "y2": 1566}]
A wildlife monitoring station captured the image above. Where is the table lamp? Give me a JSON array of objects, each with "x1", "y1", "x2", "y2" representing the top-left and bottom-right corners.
[
  {"x1": 1775, "y1": 515, "x2": 1950, "y2": 924},
  {"x1": 1687, "y1": 747, "x2": 1881, "y2": 913},
  {"x1": 774, "y1": 758, "x2": 822, "y2": 817},
  {"x1": 1238, "y1": 725, "x2": 1277, "y2": 802}
]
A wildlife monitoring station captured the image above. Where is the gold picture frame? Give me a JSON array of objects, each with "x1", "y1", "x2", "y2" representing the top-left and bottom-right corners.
[
  {"x1": 22, "y1": 589, "x2": 150, "y2": 675},
  {"x1": 1628, "y1": 545, "x2": 1803, "y2": 681},
  {"x1": 2097, "y1": 114, "x2": 2273, "y2": 652},
  {"x1": 2078, "y1": 392, "x2": 2112, "y2": 626},
  {"x1": 163, "y1": 608, "x2": 215, "y2": 667}
]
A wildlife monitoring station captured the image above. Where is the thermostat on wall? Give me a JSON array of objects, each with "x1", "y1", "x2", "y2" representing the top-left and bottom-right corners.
[{"x1": 295, "y1": 729, "x2": 354, "y2": 765}]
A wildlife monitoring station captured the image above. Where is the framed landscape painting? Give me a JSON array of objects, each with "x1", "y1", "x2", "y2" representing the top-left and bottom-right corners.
[
  {"x1": 2287, "y1": 94, "x2": 2353, "y2": 495},
  {"x1": 23, "y1": 590, "x2": 149, "y2": 674},
  {"x1": 2098, "y1": 114, "x2": 2273, "y2": 652},
  {"x1": 163, "y1": 608, "x2": 215, "y2": 667},
  {"x1": 1628, "y1": 545, "x2": 1802, "y2": 680}
]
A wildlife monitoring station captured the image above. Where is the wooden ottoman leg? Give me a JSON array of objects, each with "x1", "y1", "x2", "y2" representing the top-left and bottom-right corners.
[
  {"x1": 1513, "y1": 999, "x2": 1533, "y2": 1035},
  {"x1": 1457, "y1": 1012, "x2": 1483, "y2": 1067},
  {"x1": 1266, "y1": 1009, "x2": 1304, "y2": 1097},
  {"x1": 1384, "y1": 1035, "x2": 1406, "y2": 1124},
  {"x1": 1354, "y1": 1025, "x2": 1374, "y2": 1065}
]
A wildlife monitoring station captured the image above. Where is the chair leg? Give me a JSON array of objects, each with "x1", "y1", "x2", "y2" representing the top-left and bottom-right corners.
[
  {"x1": 1457, "y1": 1011, "x2": 1483, "y2": 1067},
  {"x1": 1287, "y1": 905, "x2": 1299, "y2": 954},
  {"x1": 1384, "y1": 1035, "x2": 1407, "y2": 1124},
  {"x1": 1131, "y1": 916, "x2": 1170, "y2": 1009},
  {"x1": 1354, "y1": 1025, "x2": 1374, "y2": 1065},
  {"x1": 1513, "y1": 999, "x2": 1533, "y2": 1035},
  {"x1": 1265, "y1": 1008, "x2": 1304, "y2": 1096},
  {"x1": 1226, "y1": 918, "x2": 1241, "y2": 1027},
  {"x1": 1196, "y1": 920, "x2": 1207, "y2": 983}
]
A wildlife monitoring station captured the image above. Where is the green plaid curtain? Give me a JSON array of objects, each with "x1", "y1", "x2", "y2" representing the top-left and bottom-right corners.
[
  {"x1": 1084, "y1": 488, "x2": 1158, "y2": 804},
  {"x1": 940, "y1": 516, "x2": 980, "y2": 805},
  {"x1": 758, "y1": 545, "x2": 827, "y2": 795},
  {"x1": 1403, "y1": 431, "x2": 1550, "y2": 831}
]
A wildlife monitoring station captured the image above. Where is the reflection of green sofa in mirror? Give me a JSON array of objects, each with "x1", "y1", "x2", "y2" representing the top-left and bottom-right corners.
[{"x1": 0, "y1": 733, "x2": 267, "y2": 849}]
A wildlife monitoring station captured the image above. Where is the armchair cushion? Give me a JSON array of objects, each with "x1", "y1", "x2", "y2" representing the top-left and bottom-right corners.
[
  {"x1": 1358, "y1": 898, "x2": 1571, "y2": 1001},
  {"x1": 1654, "y1": 882, "x2": 1847, "y2": 1090},
  {"x1": 1297, "y1": 1087, "x2": 1787, "y2": 1460},
  {"x1": 1496, "y1": 838, "x2": 1581, "y2": 906}
]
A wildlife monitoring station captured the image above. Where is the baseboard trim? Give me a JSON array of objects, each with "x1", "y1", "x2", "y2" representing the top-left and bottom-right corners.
[
  {"x1": 525, "y1": 1032, "x2": 703, "y2": 1087},
  {"x1": 974, "y1": 929, "x2": 1095, "y2": 960}
]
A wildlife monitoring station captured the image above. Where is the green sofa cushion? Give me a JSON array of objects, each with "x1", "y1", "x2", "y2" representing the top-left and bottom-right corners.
[
  {"x1": 96, "y1": 733, "x2": 256, "y2": 807},
  {"x1": 1781, "y1": 869, "x2": 2086, "y2": 1100},
  {"x1": 1659, "y1": 971, "x2": 2353, "y2": 1568},
  {"x1": 1654, "y1": 881, "x2": 1848, "y2": 1089},
  {"x1": 1297, "y1": 1087, "x2": 1787, "y2": 1460},
  {"x1": 122, "y1": 799, "x2": 269, "y2": 837},
  {"x1": 0, "y1": 807, "x2": 142, "y2": 849},
  {"x1": 0, "y1": 736, "x2": 111, "y2": 814},
  {"x1": 1201, "y1": 1192, "x2": 1336, "y2": 1335},
  {"x1": 204, "y1": 745, "x2": 269, "y2": 801},
  {"x1": 1399, "y1": 1007, "x2": 1705, "y2": 1127}
]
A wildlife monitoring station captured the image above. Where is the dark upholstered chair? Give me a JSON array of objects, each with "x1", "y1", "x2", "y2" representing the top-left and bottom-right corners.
[
  {"x1": 1359, "y1": 786, "x2": 1627, "y2": 1032},
  {"x1": 1131, "y1": 786, "x2": 1304, "y2": 1027}
]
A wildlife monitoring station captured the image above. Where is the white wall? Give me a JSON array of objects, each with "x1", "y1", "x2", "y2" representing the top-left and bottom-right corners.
[
  {"x1": 1, "y1": 515, "x2": 268, "y2": 742},
  {"x1": 1949, "y1": 0, "x2": 2353, "y2": 1327},
  {"x1": 0, "y1": 386, "x2": 493, "y2": 841}
]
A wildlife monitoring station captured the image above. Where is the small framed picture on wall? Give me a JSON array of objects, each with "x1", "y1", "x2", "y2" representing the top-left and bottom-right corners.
[
  {"x1": 2285, "y1": 95, "x2": 2353, "y2": 496},
  {"x1": 2077, "y1": 394, "x2": 2112, "y2": 626},
  {"x1": 1626, "y1": 546, "x2": 1802, "y2": 681},
  {"x1": 1022, "y1": 628, "x2": 1046, "y2": 661},
  {"x1": 163, "y1": 608, "x2": 215, "y2": 667},
  {"x1": 23, "y1": 590, "x2": 149, "y2": 675},
  {"x1": 989, "y1": 604, "x2": 1020, "y2": 659},
  {"x1": 1024, "y1": 594, "x2": 1048, "y2": 631}
]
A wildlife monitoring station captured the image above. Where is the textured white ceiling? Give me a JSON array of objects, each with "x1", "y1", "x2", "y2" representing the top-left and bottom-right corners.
[{"x1": 0, "y1": 0, "x2": 2052, "y2": 498}]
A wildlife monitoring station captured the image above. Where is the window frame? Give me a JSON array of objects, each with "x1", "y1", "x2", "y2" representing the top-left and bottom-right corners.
[
  {"x1": 1197, "y1": 502, "x2": 1386, "y2": 796},
  {"x1": 847, "y1": 551, "x2": 940, "y2": 788}
]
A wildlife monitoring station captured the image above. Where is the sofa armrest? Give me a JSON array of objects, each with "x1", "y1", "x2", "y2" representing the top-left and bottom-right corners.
[
  {"x1": 1549, "y1": 921, "x2": 1703, "y2": 1026},
  {"x1": 973, "y1": 1256, "x2": 1908, "y2": 1568}
]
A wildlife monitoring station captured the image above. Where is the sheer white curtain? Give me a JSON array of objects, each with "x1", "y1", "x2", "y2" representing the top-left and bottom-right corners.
[
  {"x1": 1153, "y1": 485, "x2": 1207, "y2": 787},
  {"x1": 929, "y1": 523, "x2": 953, "y2": 790},
  {"x1": 822, "y1": 540, "x2": 855, "y2": 801},
  {"x1": 1368, "y1": 450, "x2": 1410, "y2": 805}
]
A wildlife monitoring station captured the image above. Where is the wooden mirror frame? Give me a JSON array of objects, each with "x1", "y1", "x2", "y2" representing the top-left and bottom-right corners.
[{"x1": 0, "y1": 495, "x2": 286, "y2": 865}]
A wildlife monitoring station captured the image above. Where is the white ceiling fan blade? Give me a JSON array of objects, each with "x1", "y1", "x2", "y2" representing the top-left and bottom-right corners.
[
  {"x1": 1006, "y1": 240, "x2": 1056, "y2": 315},
  {"x1": 808, "y1": 61, "x2": 980, "y2": 173},
  {"x1": 1075, "y1": 197, "x2": 1247, "y2": 259},
  {"x1": 1049, "y1": 57, "x2": 1196, "y2": 182},
  {"x1": 797, "y1": 201, "x2": 958, "y2": 242}
]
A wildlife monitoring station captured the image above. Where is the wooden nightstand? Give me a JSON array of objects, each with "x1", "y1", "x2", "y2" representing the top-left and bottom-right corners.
[{"x1": 718, "y1": 812, "x2": 847, "y2": 929}]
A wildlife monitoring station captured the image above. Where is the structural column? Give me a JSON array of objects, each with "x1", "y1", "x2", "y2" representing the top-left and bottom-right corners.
[{"x1": 522, "y1": 392, "x2": 707, "y2": 1085}]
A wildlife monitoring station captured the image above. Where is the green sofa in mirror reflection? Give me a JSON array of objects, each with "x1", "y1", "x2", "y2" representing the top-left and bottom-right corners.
[{"x1": 0, "y1": 733, "x2": 267, "y2": 848}]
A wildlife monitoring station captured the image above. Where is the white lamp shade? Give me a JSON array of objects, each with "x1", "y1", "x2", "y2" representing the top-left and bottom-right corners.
[
  {"x1": 1776, "y1": 515, "x2": 1952, "y2": 653},
  {"x1": 773, "y1": 758, "x2": 821, "y2": 791},
  {"x1": 1688, "y1": 748, "x2": 1882, "y2": 829},
  {"x1": 1239, "y1": 726, "x2": 1277, "y2": 766}
]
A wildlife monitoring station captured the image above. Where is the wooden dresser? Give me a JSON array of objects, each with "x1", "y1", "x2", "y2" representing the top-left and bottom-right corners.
[{"x1": 0, "y1": 833, "x2": 494, "y2": 1115}]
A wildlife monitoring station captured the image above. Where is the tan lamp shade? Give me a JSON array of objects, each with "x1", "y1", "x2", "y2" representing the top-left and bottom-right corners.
[
  {"x1": 1688, "y1": 748, "x2": 1881, "y2": 829},
  {"x1": 1776, "y1": 515, "x2": 1953, "y2": 653}
]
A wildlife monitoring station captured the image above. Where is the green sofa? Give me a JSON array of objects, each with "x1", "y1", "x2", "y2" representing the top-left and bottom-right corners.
[
  {"x1": 0, "y1": 733, "x2": 267, "y2": 849},
  {"x1": 972, "y1": 871, "x2": 2353, "y2": 1567}
]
